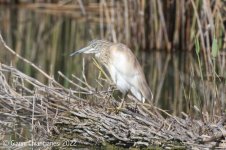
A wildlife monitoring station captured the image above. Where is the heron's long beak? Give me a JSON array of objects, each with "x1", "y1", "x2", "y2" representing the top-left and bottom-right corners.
[{"x1": 70, "y1": 46, "x2": 95, "y2": 56}]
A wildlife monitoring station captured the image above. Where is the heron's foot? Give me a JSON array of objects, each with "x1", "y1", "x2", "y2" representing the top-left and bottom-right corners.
[
  {"x1": 106, "y1": 101, "x2": 125, "y2": 113},
  {"x1": 114, "y1": 100, "x2": 126, "y2": 113},
  {"x1": 116, "y1": 101, "x2": 123, "y2": 110}
]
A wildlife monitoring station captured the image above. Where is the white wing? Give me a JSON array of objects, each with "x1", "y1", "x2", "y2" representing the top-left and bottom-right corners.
[{"x1": 109, "y1": 44, "x2": 152, "y2": 102}]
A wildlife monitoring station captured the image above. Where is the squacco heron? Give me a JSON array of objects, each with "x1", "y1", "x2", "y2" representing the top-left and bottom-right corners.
[{"x1": 70, "y1": 40, "x2": 153, "y2": 109}]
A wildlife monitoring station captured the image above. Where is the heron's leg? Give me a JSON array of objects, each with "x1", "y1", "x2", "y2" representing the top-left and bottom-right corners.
[
  {"x1": 116, "y1": 98, "x2": 125, "y2": 110},
  {"x1": 107, "y1": 92, "x2": 128, "y2": 113},
  {"x1": 116, "y1": 91, "x2": 128, "y2": 110}
]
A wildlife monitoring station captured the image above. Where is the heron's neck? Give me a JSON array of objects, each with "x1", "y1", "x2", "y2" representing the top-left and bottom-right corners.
[{"x1": 96, "y1": 45, "x2": 111, "y2": 65}]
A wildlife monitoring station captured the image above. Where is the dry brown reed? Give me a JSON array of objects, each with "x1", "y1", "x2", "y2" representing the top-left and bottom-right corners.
[
  {"x1": 2, "y1": 1, "x2": 224, "y2": 51},
  {"x1": 0, "y1": 54, "x2": 226, "y2": 149}
]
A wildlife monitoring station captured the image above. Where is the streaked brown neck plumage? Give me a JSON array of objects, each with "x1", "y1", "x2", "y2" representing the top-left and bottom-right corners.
[{"x1": 89, "y1": 40, "x2": 113, "y2": 65}]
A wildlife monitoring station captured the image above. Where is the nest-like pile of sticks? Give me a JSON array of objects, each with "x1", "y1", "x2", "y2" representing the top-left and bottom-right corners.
[
  {"x1": 0, "y1": 34, "x2": 226, "y2": 149},
  {"x1": 0, "y1": 63, "x2": 226, "y2": 149}
]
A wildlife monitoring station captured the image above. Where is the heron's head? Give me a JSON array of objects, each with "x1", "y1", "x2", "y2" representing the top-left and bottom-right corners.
[{"x1": 70, "y1": 40, "x2": 111, "y2": 57}]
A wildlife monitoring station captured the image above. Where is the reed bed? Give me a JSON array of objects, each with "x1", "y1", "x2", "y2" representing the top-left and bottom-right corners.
[
  {"x1": 1, "y1": 0, "x2": 225, "y2": 114},
  {"x1": 3, "y1": 0, "x2": 224, "y2": 52},
  {"x1": 0, "y1": 1, "x2": 226, "y2": 148},
  {"x1": 1, "y1": 33, "x2": 226, "y2": 149}
]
